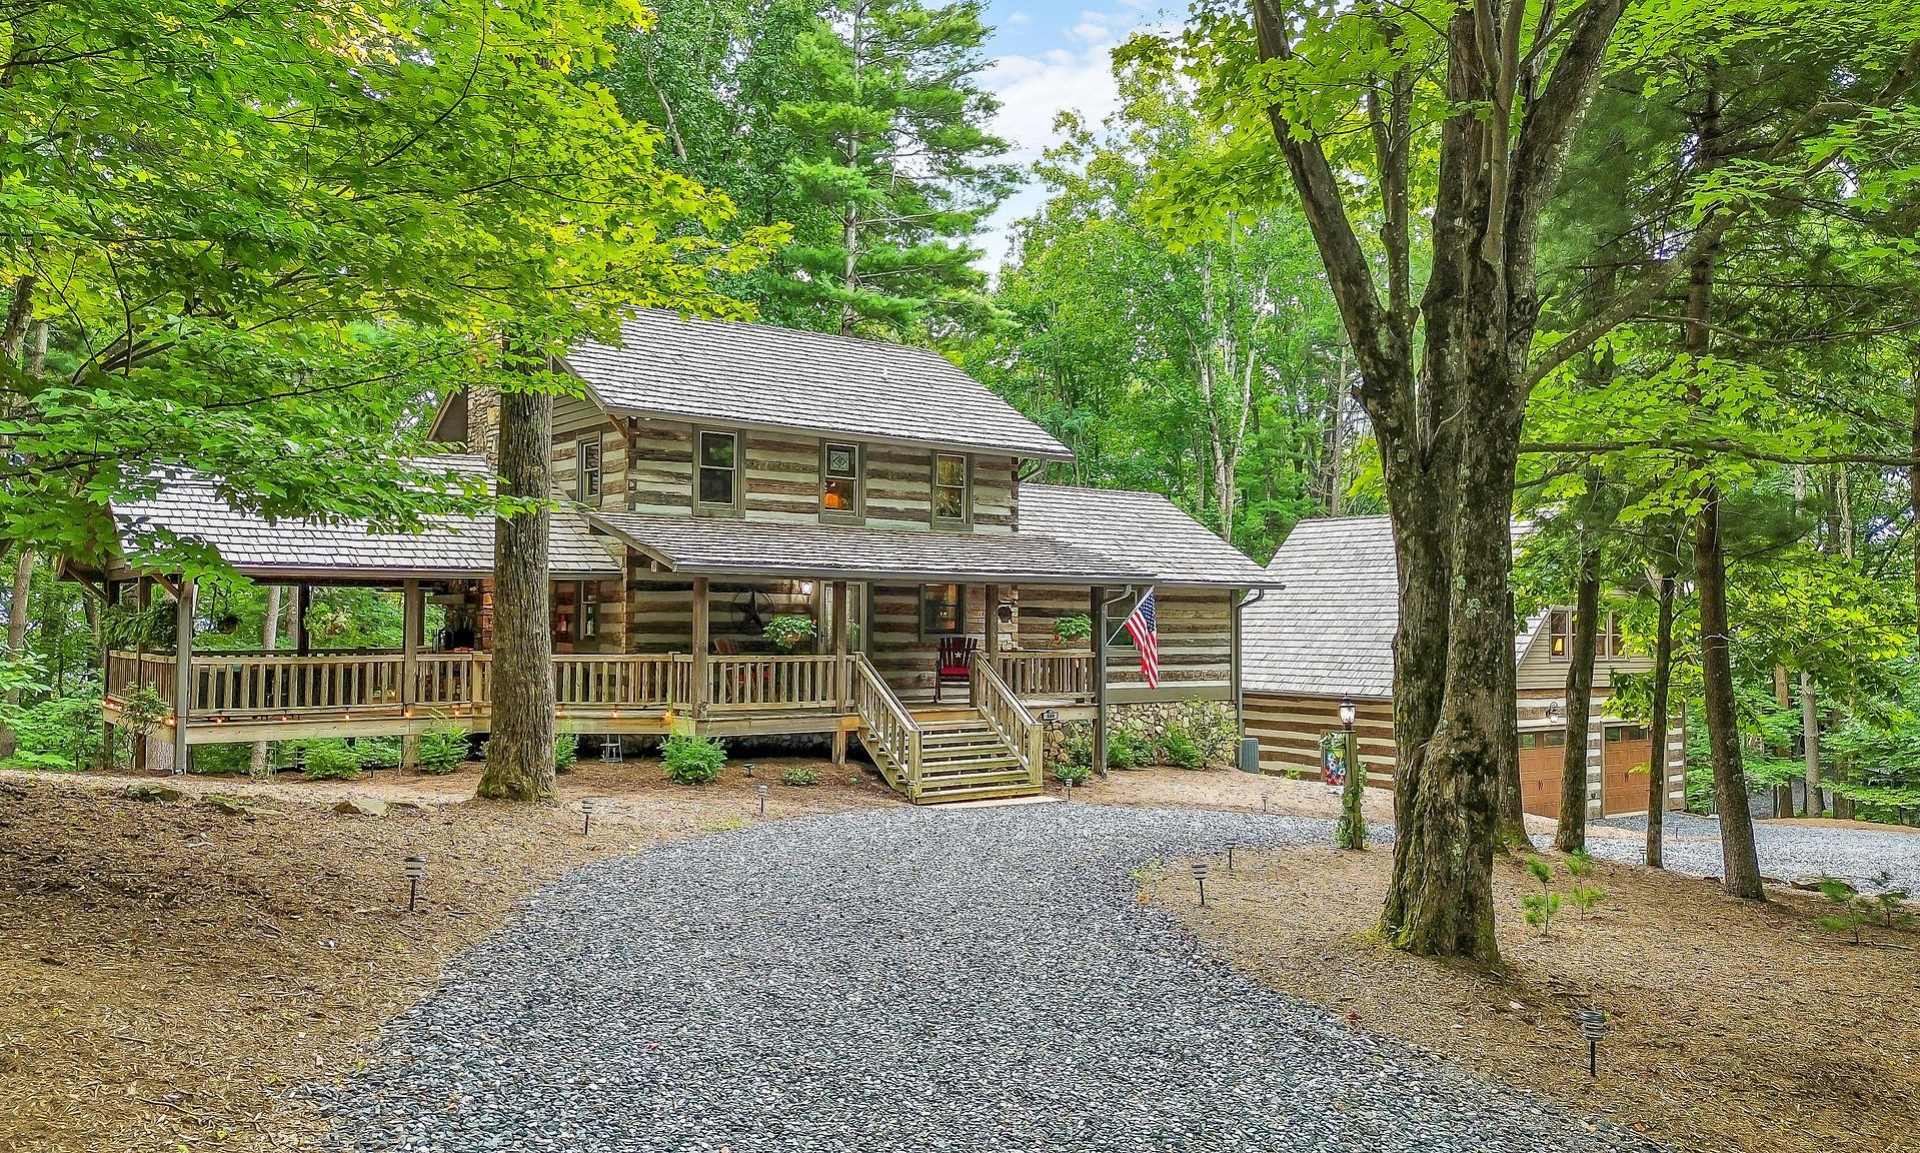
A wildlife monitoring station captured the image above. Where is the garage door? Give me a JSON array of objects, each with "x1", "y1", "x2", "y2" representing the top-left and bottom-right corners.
[
  {"x1": 1517, "y1": 729, "x2": 1567, "y2": 818},
  {"x1": 1602, "y1": 724, "x2": 1653, "y2": 816}
]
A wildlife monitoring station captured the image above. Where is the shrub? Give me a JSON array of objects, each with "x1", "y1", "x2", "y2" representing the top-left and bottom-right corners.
[
  {"x1": 356, "y1": 736, "x2": 403, "y2": 769},
  {"x1": 1568, "y1": 883, "x2": 1606, "y2": 922},
  {"x1": 1522, "y1": 891, "x2": 1563, "y2": 934},
  {"x1": 554, "y1": 733, "x2": 580, "y2": 773},
  {"x1": 1159, "y1": 726, "x2": 1205, "y2": 769},
  {"x1": 780, "y1": 764, "x2": 820, "y2": 786},
  {"x1": 3, "y1": 692, "x2": 109, "y2": 771},
  {"x1": 1172, "y1": 699, "x2": 1239, "y2": 765},
  {"x1": 763, "y1": 614, "x2": 817, "y2": 653},
  {"x1": 299, "y1": 739, "x2": 363, "y2": 780},
  {"x1": 415, "y1": 727, "x2": 468, "y2": 774},
  {"x1": 1054, "y1": 760, "x2": 1091, "y2": 786},
  {"x1": 662, "y1": 734, "x2": 726, "y2": 785},
  {"x1": 1107, "y1": 725, "x2": 1153, "y2": 770}
]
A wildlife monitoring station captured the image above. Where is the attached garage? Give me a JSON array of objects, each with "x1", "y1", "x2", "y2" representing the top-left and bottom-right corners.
[{"x1": 1241, "y1": 515, "x2": 1687, "y2": 817}]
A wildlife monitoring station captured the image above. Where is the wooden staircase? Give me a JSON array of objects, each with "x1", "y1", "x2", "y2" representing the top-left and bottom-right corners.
[{"x1": 910, "y1": 710, "x2": 1043, "y2": 804}]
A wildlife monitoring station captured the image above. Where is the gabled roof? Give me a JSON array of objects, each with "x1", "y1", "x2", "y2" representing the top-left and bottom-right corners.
[
  {"x1": 1019, "y1": 484, "x2": 1272, "y2": 588},
  {"x1": 1243, "y1": 515, "x2": 1401, "y2": 698},
  {"x1": 562, "y1": 310, "x2": 1072, "y2": 460},
  {"x1": 108, "y1": 457, "x2": 624, "y2": 582},
  {"x1": 588, "y1": 511, "x2": 1146, "y2": 585},
  {"x1": 1244, "y1": 515, "x2": 1554, "y2": 698}
]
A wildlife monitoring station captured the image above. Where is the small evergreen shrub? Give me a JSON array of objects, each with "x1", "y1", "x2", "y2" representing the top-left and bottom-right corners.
[
  {"x1": 356, "y1": 736, "x2": 403, "y2": 769},
  {"x1": 299, "y1": 739, "x2": 363, "y2": 780},
  {"x1": 1159, "y1": 726, "x2": 1205, "y2": 769},
  {"x1": 1816, "y1": 876, "x2": 1871, "y2": 944},
  {"x1": 662, "y1": 734, "x2": 727, "y2": 785},
  {"x1": 1054, "y1": 760, "x2": 1092, "y2": 786},
  {"x1": 415, "y1": 727, "x2": 469, "y2": 774},
  {"x1": 780, "y1": 764, "x2": 820, "y2": 786},
  {"x1": 1107, "y1": 725, "x2": 1153, "y2": 770},
  {"x1": 554, "y1": 733, "x2": 580, "y2": 773}
]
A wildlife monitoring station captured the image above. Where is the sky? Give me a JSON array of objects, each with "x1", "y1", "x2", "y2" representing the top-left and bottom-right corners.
[{"x1": 974, "y1": 0, "x2": 1171, "y2": 271}]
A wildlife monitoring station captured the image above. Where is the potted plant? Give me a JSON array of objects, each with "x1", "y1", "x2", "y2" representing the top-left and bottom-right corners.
[
  {"x1": 1053, "y1": 613, "x2": 1092, "y2": 648},
  {"x1": 763, "y1": 614, "x2": 818, "y2": 654}
]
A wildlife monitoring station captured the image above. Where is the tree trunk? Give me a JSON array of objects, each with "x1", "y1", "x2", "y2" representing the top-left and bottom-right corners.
[
  {"x1": 250, "y1": 584, "x2": 282, "y2": 777},
  {"x1": 1683, "y1": 85, "x2": 1764, "y2": 901},
  {"x1": 1555, "y1": 549, "x2": 1601, "y2": 851},
  {"x1": 477, "y1": 381, "x2": 557, "y2": 803},
  {"x1": 1799, "y1": 671, "x2": 1820, "y2": 817},
  {"x1": 1910, "y1": 356, "x2": 1920, "y2": 631},
  {"x1": 1646, "y1": 570, "x2": 1674, "y2": 868}
]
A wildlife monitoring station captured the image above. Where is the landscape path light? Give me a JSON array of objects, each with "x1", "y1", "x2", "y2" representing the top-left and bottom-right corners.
[
  {"x1": 581, "y1": 796, "x2": 600, "y2": 836},
  {"x1": 1191, "y1": 859, "x2": 1209, "y2": 907},
  {"x1": 1579, "y1": 1008, "x2": 1606, "y2": 1076},
  {"x1": 403, "y1": 855, "x2": 427, "y2": 913},
  {"x1": 757, "y1": 783, "x2": 769, "y2": 818}
]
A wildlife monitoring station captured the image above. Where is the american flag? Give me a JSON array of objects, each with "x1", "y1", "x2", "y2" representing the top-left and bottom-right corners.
[{"x1": 1122, "y1": 588, "x2": 1159, "y2": 689}]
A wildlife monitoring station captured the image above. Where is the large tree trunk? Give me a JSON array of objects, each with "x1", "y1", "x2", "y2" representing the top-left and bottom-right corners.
[
  {"x1": 250, "y1": 584, "x2": 282, "y2": 777},
  {"x1": 477, "y1": 382, "x2": 557, "y2": 803},
  {"x1": 1683, "y1": 86, "x2": 1764, "y2": 900},
  {"x1": 1799, "y1": 671, "x2": 1820, "y2": 817},
  {"x1": 1555, "y1": 549, "x2": 1601, "y2": 851},
  {"x1": 1646, "y1": 569, "x2": 1675, "y2": 867}
]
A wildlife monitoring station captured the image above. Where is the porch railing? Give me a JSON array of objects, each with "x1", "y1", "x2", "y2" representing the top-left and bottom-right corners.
[
  {"x1": 991, "y1": 651, "x2": 1096, "y2": 701},
  {"x1": 851, "y1": 652, "x2": 921, "y2": 797},
  {"x1": 705, "y1": 654, "x2": 844, "y2": 713},
  {"x1": 972, "y1": 658, "x2": 1044, "y2": 790}
]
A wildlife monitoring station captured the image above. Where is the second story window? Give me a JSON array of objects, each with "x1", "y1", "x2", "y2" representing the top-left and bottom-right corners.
[
  {"x1": 1548, "y1": 609, "x2": 1569, "y2": 659},
  {"x1": 821, "y1": 441, "x2": 862, "y2": 522},
  {"x1": 577, "y1": 438, "x2": 602, "y2": 501},
  {"x1": 696, "y1": 429, "x2": 740, "y2": 515},
  {"x1": 932, "y1": 452, "x2": 970, "y2": 526}
]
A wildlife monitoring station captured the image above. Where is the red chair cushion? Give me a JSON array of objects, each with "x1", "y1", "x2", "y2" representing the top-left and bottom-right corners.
[{"x1": 939, "y1": 664, "x2": 971, "y2": 676}]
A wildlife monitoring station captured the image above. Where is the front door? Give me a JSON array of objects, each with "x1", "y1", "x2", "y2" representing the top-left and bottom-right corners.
[
  {"x1": 823, "y1": 580, "x2": 870, "y2": 654},
  {"x1": 1602, "y1": 724, "x2": 1653, "y2": 816}
]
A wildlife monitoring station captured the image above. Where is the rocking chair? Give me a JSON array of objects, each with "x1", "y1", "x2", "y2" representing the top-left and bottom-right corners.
[{"x1": 933, "y1": 636, "x2": 977, "y2": 703}]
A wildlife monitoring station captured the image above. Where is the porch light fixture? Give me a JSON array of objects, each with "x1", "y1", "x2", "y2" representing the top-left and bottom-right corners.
[
  {"x1": 403, "y1": 855, "x2": 427, "y2": 913},
  {"x1": 1338, "y1": 698, "x2": 1356, "y2": 728},
  {"x1": 1578, "y1": 1009, "x2": 1606, "y2": 1076},
  {"x1": 800, "y1": 581, "x2": 815, "y2": 596},
  {"x1": 1191, "y1": 859, "x2": 1209, "y2": 906},
  {"x1": 1546, "y1": 701, "x2": 1564, "y2": 725},
  {"x1": 757, "y1": 783, "x2": 769, "y2": 817},
  {"x1": 580, "y1": 797, "x2": 599, "y2": 836}
]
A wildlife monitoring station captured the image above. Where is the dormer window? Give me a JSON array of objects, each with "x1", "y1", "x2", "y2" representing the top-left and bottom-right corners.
[
  {"x1": 821, "y1": 441, "x2": 863, "y2": 523},
  {"x1": 932, "y1": 452, "x2": 971, "y2": 527},
  {"x1": 696, "y1": 429, "x2": 741, "y2": 516}
]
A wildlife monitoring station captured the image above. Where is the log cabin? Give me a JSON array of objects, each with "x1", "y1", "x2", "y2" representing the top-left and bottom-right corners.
[
  {"x1": 85, "y1": 310, "x2": 1270, "y2": 803},
  {"x1": 1240, "y1": 515, "x2": 1685, "y2": 817}
]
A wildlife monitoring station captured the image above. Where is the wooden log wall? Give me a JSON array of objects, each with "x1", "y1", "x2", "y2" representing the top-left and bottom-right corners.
[
  {"x1": 866, "y1": 582, "x2": 990, "y2": 698},
  {"x1": 1242, "y1": 693, "x2": 1399, "y2": 785},
  {"x1": 1016, "y1": 585, "x2": 1233, "y2": 686},
  {"x1": 624, "y1": 567, "x2": 815, "y2": 654}
]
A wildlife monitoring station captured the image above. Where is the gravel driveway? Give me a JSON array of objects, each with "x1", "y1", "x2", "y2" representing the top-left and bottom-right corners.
[
  {"x1": 322, "y1": 804, "x2": 1660, "y2": 1153},
  {"x1": 1587, "y1": 811, "x2": 1920, "y2": 891}
]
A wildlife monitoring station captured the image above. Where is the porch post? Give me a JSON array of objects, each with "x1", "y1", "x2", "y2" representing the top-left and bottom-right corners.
[
  {"x1": 690, "y1": 576, "x2": 710, "y2": 720},
  {"x1": 171, "y1": 577, "x2": 195, "y2": 775},
  {"x1": 1092, "y1": 585, "x2": 1110, "y2": 779},
  {"x1": 831, "y1": 579, "x2": 849, "y2": 765},
  {"x1": 984, "y1": 583, "x2": 1000, "y2": 659},
  {"x1": 293, "y1": 584, "x2": 311, "y2": 655},
  {"x1": 132, "y1": 577, "x2": 151, "y2": 772},
  {"x1": 401, "y1": 579, "x2": 421, "y2": 767},
  {"x1": 1229, "y1": 587, "x2": 1245, "y2": 733}
]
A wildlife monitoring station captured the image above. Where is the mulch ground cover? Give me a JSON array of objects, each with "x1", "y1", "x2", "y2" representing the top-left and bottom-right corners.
[
  {"x1": 0, "y1": 760, "x2": 895, "y2": 1152},
  {"x1": 1148, "y1": 842, "x2": 1920, "y2": 1153}
]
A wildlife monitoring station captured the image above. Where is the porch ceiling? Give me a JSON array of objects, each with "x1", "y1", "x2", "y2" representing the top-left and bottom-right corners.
[{"x1": 587, "y1": 511, "x2": 1150, "y2": 585}]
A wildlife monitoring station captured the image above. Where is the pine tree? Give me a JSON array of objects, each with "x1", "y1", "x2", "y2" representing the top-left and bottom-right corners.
[{"x1": 773, "y1": 0, "x2": 1013, "y2": 337}]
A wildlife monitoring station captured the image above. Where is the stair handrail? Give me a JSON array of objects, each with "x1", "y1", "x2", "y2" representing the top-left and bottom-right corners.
[
  {"x1": 851, "y1": 652, "x2": 922, "y2": 798},
  {"x1": 971, "y1": 658, "x2": 1043, "y2": 789}
]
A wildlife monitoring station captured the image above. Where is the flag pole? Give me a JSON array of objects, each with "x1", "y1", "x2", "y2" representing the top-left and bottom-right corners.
[{"x1": 1094, "y1": 584, "x2": 1136, "y2": 779}]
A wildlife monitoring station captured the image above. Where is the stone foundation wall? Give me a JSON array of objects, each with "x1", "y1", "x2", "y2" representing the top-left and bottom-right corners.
[{"x1": 1042, "y1": 699, "x2": 1239, "y2": 770}]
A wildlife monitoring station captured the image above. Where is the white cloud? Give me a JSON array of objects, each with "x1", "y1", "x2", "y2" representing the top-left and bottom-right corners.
[{"x1": 976, "y1": 5, "x2": 1167, "y2": 274}]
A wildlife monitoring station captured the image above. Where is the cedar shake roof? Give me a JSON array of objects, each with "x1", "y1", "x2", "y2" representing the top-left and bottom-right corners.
[
  {"x1": 1019, "y1": 484, "x2": 1272, "y2": 588},
  {"x1": 110, "y1": 457, "x2": 624, "y2": 581},
  {"x1": 588, "y1": 511, "x2": 1148, "y2": 584},
  {"x1": 1244, "y1": 515, "x2": 1552, "y2": 699},
  {"x1": 562, "y1": 310, "x2": 1072, "y2": 460},
  {"x1": 1243, "y1": 515, "x2": 1401, "y2": 698}
]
